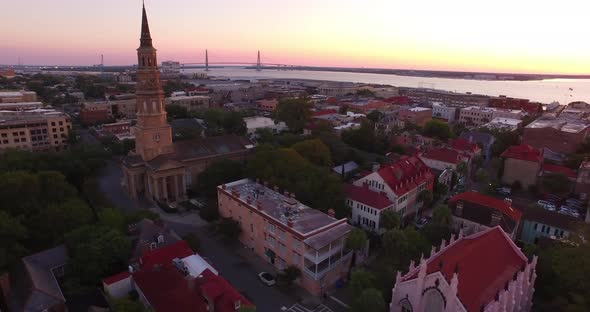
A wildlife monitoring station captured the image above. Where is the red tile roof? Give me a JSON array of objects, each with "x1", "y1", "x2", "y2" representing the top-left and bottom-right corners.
[
  {"x1": 376, "y1": 155, "x2": 434, "y2": 196},
  {"x1": 542, "y1": 163, "x2": 577, "y2": 178},
  {"x1": 450, "y1": 138, "x2": 480, "y2": 154},
  {"x1": 102, "y1": 271, "x2": 130, "y2": 285},
  {"x1": 133, "y1": 241, "x2": 252, "y2": 312},
  {"x1": 140, "y1": 241, "x2": 194, "y2": 269},
  {"x1": 345, "y1": 184, "x2": 393, "y2": 210},
  {"x1": 312, "y1": 109, "x2": 338, "y2": 117},
  {"x1": 500, "y1": 144, "x2": 542, "y2": 163},
  {"x1": 405, "y1": 227, "x2": 528, "y2": 312},
  {"x1": 448, "y1": 192, "x2": 522, "y2": 222},
  {"x1": 421, "y1": 148, "x2": 464, "y2": 165}
]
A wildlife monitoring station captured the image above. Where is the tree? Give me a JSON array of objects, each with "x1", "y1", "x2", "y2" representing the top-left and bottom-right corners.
[
  {"x1": 0, "y1": 211, "x2": 28, "y2": 270},
  {"x1": 431, "y1": 205, "x2": 452, "y2": 227},
  {"x1": 417, "y1": 190, "x2": 433, "y2": 208},
  {"x1": 346, "y1": 228, "x2": 367, "y2": 253},
  {"x1": 274, "y1": 98, "x2": 313, "y2": 133},
  {"x1": 183, "y1": 233, "x2": 201, "y2": 252},
  {"x1": 338, "y1": 104, "x2": 349, "y2": 115},
  {"x1": 278, "y1": 265, "x2": 301, "y2": 285},
  {"x1": 456, "y1": 162, "x2": 468, "y2": 177},
  {"x1": 292, "y1": 139, "x2": 332, "y2": 166},
  {"x1": 215, "y1": 218, "x2": 242, "y2": 240},
  {"x1": 165, "y1": 104, "x2": 189, "y2": 119},
  {"x1": 475, "y1": 168, "x2": 489, "y2": 183},
  {"x1": 423, "y1": 120, "x2": 452, "y2": 140},
  {"x1": 349, "y1": 269, "x2": 376, "y2": 296},
  {"x1": 380, "y1": 210, "x2": 401, "y2": 231},
  {"x1": 366, "y1": 110, "x2": 384, "y2": 123},
  {"x1": 353, "y1": 288, "x2": 386, "y2": 312},
  {"x1": 382, "y1": 228, "x2": 430, "y2": 268},
  {"x1": 98, "y1": 208, "x2": 126, "y2": 232},
  {"x1": 112, "y1": 297, "x2": 145, "y2": 312},
  {"x1": 472, "y1": 155, "x2": 484, "y2": 168},
  {"x1": 254, "y1": 128, "x2": 274, "y2": 144},
  {"x1": 341, "y1": 120, "x2": 390, "y2": 154},
  {"x1": 541, "y1": 173, "x2": 572, "y2": 194},
  {"x1": 65, "y1": 225, "x2": 131, "y2": 289},
  {"x1": 196, "y1": 159, "x2": 244, "y2": 198}
]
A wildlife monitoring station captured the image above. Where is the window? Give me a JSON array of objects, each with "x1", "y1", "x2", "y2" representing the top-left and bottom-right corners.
[
  {"x1": 51, "y1": 122, "x2": 56, "y2": 126},
  {"x1": 250, "y1": 224, "x2": 253, "y2": 233},
  {"x1": 423, "y1": 289, "x2": 445, "y2": 312},
  {"x1": 19, "y1": 131, "x2": 24, "y2": 135},
  {"x1": 534, "y1": 223, "x2": 538, "y2": 230},
  {"x1": 268, "y1": 223, "x2": 276, "y2": 234},
  {"x1": 12, "y1": 132, "x2": 18, "y2": 136},
  {"x1": 59, "y1": 121, "x2": 63, "y2": 126}
]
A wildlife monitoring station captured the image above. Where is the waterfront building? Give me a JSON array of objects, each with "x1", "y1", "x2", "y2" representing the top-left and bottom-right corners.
[{"x1": 0, "y1": 90, "x2": 37, "y2": 103}]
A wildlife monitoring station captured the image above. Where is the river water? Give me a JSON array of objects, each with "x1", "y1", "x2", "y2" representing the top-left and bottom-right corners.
[{"x1": 183, "y1": 67, "x2": 590, "y2": 104}]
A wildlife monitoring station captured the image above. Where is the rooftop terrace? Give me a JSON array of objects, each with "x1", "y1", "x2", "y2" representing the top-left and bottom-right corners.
[{"x1": 221, "y1": 179, "x2": 350, "y2": 240}]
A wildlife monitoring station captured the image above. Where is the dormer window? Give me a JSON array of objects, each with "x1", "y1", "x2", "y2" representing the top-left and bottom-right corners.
[{"x1": 234, "y1": 300, "x2": 241, "y2": 310}]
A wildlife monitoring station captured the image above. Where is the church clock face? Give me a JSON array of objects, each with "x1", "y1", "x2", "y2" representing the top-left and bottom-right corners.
[{"x1": 147, "y1": 77, "x2": 157, "y2": 88}]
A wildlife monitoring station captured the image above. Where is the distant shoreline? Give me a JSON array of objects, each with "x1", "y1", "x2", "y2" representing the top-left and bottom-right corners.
[{"x1": 6, "y1": 65, "x2": 590, "y2": 81}]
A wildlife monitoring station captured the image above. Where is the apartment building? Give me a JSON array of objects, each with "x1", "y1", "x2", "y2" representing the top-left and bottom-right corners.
[
  {"x1": 0, "y1": 110, "x2": 72, "y2": 152},
  {"x1": 399, "y1": 88, "x2": 489, "y2": 107},
  {"x1": 0, "y1": 90, "x2": 37, "y2": 103},
  {"x1": 165, "y1": 95, "x2": 211, "y2": 112},
  {"x1": 217, "y1": 179, "x2": 354, "y2": 295},
  {"x1": 459, "y1": 106, "x2": 525, "y2": 127},
  {"x1": 80, "y1": 99, "x2": 136, "y2": 125},
  {"x1": 431, "y1": 103, "x2": 458, "y2": 123},
  {"x1": 396, "y1": 107, "x2": 432, "y2": 127}
]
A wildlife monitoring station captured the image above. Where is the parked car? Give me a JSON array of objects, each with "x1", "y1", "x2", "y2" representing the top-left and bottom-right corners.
[
  {"x1": 559, "y1": 206, "x2": 580, "y2": 218},
  {"x1": 415, "y1": 217, "x2": 431, "y2": 230},
  {"x1": 537, "y1": 200, "x2": 556, "y2": 211},
  {"x1": 566, "y1": 198, "x2": 583, "y2": 206},
  {"x1": 496, "y1": 187, "x2": 511, "y2": 196},
  {"x1": 258, "y1": 272, "x2": 276, "y2": 286}
]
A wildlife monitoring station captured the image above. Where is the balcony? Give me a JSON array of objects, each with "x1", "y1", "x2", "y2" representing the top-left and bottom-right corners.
[
  {"x1": 303, "y1": 251, "x2": 352, "y2": 280},
  {"x1": 304, "y1": 241, "x2": 345, "y2": 264}
]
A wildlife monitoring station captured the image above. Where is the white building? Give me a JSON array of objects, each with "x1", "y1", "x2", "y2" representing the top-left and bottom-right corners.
[
  {"x1": 345, "y1": 184, "x2": 394, "y2": 233},
  {"x1": 351, "y1": 156, "x2": 434, "y2": 218},
  {"x1": 161, "y1": 60, "x2": 181, "y2": 75},
  {"x1": 432, "y1": 102, "x2": 457, "y2": 123},
  {"x1": 482, "y1": 117, "x2": 522, "y2": 132},
  {"x1": 165, "y1": 95, "x2": 211, "y2": 112},
  {"x1": 459, "y1": 106, "x2": 526, "y2": 127},
  {"x1": 389, "y1": 226, "x2": 537, "y2": 312},
  {"x1": 243, "y1": 116, "x2": 287, "y2": 136}
]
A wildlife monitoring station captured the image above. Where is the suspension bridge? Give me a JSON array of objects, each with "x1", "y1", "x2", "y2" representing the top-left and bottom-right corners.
[{"x1": 180, "y1": 50, "x2": 304, "y2": 71}]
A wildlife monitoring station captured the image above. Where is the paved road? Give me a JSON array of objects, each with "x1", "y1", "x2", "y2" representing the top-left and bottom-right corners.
[{"x1": 98, "y1": 159, "x2": 143, "y2": 213}]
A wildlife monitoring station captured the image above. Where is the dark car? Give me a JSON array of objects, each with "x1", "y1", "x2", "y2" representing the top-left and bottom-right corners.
[{"x1": 415, "y1": 217, "x2": 431, "y2": 230}]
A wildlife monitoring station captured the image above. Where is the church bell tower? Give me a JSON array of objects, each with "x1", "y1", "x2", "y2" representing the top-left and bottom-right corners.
[{"x1": 133, "y1": 4, "x2": 173, "y2": 161}]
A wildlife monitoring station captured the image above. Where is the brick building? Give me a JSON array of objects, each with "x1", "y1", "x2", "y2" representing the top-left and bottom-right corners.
[
  {"x1": 501, "y1": 144, "x2": 543, "y2": 189},
  {"x1": 523, "y1": 115, "x2": 590, "y2": 155},
  {"x1": 448, "y1": 192, "x2": 522, "y2": 239},
  {"x1": 0, "y1": 110, "x2": 72, "y2": 153},
  {"x1": 489, "y1": 96, "x2": 541, "y2": 115},
  {"x1": 396, "y1": 107, "x2": 432, "y2": 127},
  {"x1": 217, "y1": 179, "x2": 354, "y2": 296}
]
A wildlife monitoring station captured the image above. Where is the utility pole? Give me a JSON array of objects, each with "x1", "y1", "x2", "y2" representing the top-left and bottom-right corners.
[
  {"x1": 256, "y1": 50, "x2": 261, "y2": 71},
  {"x1": 205, "y1": 49, "x2": 209, "y2": 71}
]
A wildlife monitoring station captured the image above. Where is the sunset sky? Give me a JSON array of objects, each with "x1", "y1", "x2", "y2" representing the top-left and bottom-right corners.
[{"x1": 2, "y1": 0, "x2": 590, "y2": 74}]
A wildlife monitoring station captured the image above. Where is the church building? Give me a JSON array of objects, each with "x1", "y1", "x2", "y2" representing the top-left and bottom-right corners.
[{"x1": 122, "y1": 5, "x2": 252, "y2": 203}]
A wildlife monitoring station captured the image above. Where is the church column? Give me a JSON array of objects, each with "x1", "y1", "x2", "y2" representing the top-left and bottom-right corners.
[
  {"x1": 155, "y1": 177, "x2": 162, "y2": 201},
  {"x1": 173, "y1": 174, "x2": 179, "y2": 201},
  {"x1": 162, "y1": 176, "x2": 168, "y2": 201},
  {"x1": 147, "y1": 175, "x2": 152, "y2": 198}
]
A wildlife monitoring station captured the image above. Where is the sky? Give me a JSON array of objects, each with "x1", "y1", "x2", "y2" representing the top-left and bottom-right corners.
[{"x1": 2, "y1": 0, "x2": 590, "y2": 74}]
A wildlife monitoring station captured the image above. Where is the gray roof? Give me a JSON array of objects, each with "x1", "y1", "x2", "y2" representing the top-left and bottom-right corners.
[
  {"x1": 130, "y1": 219, "x2": 181, "y2": 261},
  {"x1": 9, "y1": 245, "x2": 68, "y2": 312},
  {"x1": 332, "y1": 161, "x2": 359, "y2": 175}
]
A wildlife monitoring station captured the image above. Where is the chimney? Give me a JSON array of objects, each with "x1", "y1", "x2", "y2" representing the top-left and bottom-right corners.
[
  {"x1": 372, "y1": 162, "x2": 380, "y2": 172},
  {"x1": 287, "y1": 218, "x2": 294, "y2": 228},
  {"x1": 327, "y1": 209, "x2": 336, "y2": 218}
]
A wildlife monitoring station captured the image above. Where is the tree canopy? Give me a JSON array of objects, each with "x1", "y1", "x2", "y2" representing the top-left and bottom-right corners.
[
  {"x1": 423, "y1": 120, "x2": 452, "y2": 140},
  {"x1": 341, "y1": 120, "x2": 390, "y2": 154},
  {"x1": 196, "y1": 159, "x2": 244, "y2": 198},
  {"x1": 274, "y1": 98, "x2": 313, "y2": 133},
  {"x1": 292, "y1": 139, "x2": 332, "y2": 166},
  {"x1": 541, "y1": 173, "x2": 572, "y2": 194}
]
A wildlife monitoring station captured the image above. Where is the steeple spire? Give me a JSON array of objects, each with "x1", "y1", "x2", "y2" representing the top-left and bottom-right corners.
[{"x1": 140, "y1": 2, "x2": 153, "y2": 48}]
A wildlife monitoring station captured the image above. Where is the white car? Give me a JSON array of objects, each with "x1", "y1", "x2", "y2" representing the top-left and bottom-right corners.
[
  {"x1": 258, "y1": 272, "x2": 276, "y2": 286},
  {"x1": 537, "y1": 200, "x2": 556, "y2": 211}
]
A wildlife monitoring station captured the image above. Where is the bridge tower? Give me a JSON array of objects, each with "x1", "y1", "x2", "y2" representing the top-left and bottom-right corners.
[
  {"x1": 256, "y1": 50, "x2": 261, "y2": 71},
  {"x1": 205, "y1": 49, "x2": 209, "y2": 71}
]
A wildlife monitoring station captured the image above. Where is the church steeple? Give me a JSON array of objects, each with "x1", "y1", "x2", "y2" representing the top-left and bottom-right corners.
[
  {"x1": 133, "y1": 3, "x2": 173, "y2": 161},
  {"x1": 140, "y1": 3, "x2": 153, "y2": 48}
]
